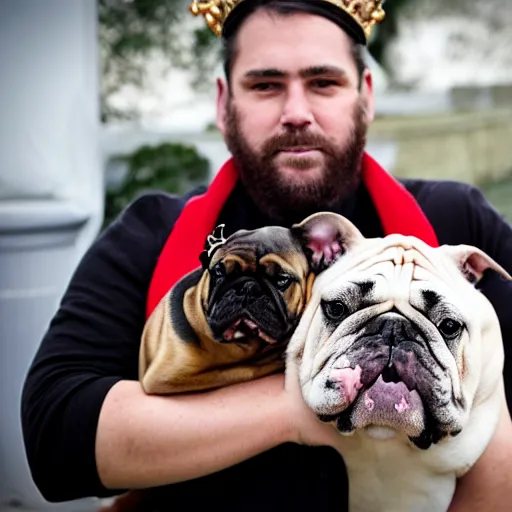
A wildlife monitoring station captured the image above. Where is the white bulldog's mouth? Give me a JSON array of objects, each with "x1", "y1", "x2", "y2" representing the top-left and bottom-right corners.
[
  {"x1": 350, "y1": 375, "x2": 426, "y2": 438},
  {"x1": 316, "y1": 363, "x2": 428, "y2": 442},
  {"x1": 303, "y1": 307, "x2": 467, "y2": 449}
]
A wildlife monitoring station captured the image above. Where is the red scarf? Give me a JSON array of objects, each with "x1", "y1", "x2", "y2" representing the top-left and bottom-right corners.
[{"x1": 146, "y1": 152, "x2": 439, "y2": 318}]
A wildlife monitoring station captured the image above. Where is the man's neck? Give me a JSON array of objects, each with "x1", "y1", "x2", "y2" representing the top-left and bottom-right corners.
[{"x1": 216, "y1": 178, "x2": 383, "y2": 239}]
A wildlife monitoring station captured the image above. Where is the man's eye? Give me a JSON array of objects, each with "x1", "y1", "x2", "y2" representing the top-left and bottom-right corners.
[
  {"x1": 252, "y1": 82, "x2": 280, "y2": 91},
  {"x1": 311, "y1": 79, "x2": 338, "y2": 88}
]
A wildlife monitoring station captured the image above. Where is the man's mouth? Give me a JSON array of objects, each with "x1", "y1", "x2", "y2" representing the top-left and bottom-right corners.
[
  {"x1": 221, "y1": 317, "x2": 276, "y2": 344},
  {"x1": 276, "y1": 146, "x2": 322, "y2": 156}
]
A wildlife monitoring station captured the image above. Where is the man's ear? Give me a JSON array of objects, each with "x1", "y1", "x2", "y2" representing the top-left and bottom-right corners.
[
  {"x1": 441, "y1": 244, "x2": 512, "y2": 285},
  {"x1": 291, "y1": 212, "x2": 364, "y2": 274},
  {"x1": 216, "y1": 77, "x2": 229, "y2": 136},
  {"x1": 360, "y1": 68, "x2": 375, "y2": 125}
]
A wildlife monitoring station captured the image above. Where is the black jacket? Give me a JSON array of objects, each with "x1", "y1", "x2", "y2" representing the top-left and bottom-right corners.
[{"x1": 20, "y1": 178, "x2": 512, "y2": 510}]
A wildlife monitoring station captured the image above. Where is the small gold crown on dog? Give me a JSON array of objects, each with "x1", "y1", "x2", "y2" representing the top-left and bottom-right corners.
[
  {"x1": 189, "y1": 0, "x2": 385, "y2": 39},
  {"x1": 206, "y1": 224, "x2": 227, "y2": 258}
]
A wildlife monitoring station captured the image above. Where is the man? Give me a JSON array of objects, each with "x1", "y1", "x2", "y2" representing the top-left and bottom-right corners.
[{"x1": 21, "y1": 0, "x2": 512, "y2": 510}]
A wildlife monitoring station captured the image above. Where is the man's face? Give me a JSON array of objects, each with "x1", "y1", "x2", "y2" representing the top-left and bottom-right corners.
[{"x1": 217, "y1": 10, "x2": 375, "y2": 224}]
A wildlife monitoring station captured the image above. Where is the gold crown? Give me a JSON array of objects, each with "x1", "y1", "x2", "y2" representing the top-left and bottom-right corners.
[{"x1": 189, "y1": 0, "x2": 385, "y2": 40}]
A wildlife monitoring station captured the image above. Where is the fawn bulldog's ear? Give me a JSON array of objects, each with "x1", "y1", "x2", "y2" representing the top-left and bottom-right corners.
[{"x1": 291, "y1": 212, "x2": 365, "y2": 274}]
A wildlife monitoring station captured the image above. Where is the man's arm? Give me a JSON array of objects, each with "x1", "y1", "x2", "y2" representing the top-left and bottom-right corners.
[
  {"x1": 449, "y1": 392, "x2": 512, "y2": 511},
  {"x1": 21, "y1": 192, "x2": 340, "y2": 502},
  {"x1": 96, "y1": 375, "x2": 340, "y2": 490},
  {"x1": 445, "y1": 185, "x2": 512, "y2": 510}
]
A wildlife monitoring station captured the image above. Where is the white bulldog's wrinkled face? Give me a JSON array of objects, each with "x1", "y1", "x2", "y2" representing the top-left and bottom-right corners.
[{"x1": 287, "y1": 217, "x2": 510, "y2": 450}]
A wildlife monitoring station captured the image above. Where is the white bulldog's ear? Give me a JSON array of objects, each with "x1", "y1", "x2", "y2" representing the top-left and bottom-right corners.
[
  {"x1": 442, "y1": 244, "x2": 512, "y2": 285},
  {"x1": 291, "y1": 212, "x2": 365, "y2": 273}
]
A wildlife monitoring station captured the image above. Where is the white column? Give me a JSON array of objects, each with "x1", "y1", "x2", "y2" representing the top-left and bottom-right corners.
[{"x1": 0, "y1": 1, "x2": 104, "y2": 510}]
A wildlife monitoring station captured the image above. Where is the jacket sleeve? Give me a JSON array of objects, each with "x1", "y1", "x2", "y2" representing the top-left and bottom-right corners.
[{"x1": 20, "y1": 192, "x2": 184, "y2": 502}]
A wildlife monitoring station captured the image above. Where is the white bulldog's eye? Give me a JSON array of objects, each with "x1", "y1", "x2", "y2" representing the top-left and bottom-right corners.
[
  {"x1": 438, "y1": 318, "x2": 463, "y2": 339},
  {"x1": 321, "y1": 299, "x2": 348, "y2": 322}
]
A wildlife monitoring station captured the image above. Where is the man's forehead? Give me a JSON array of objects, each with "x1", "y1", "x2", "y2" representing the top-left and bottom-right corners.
[{"x1": 233, "y1": 9, "x2": 354, "y2": 67}]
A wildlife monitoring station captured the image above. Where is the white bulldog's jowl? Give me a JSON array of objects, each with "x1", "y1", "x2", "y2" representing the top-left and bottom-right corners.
[{"x1": 286, "y1": 212, "x2": 511, "y2": 512}]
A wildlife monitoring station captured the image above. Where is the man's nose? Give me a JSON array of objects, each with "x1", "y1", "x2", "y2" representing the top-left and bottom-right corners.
[{"x1": 280, "y1": 83, "x2": 314, "y2": 129}]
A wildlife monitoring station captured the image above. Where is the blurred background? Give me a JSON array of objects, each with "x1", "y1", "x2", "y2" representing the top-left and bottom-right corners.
[{"x1": 0, "y1": 0, "x2": 511, "y2": 510}]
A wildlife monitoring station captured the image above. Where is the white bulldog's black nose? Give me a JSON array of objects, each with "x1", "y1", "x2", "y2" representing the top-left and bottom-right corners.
[{"x1": 376, "y1": 314, "x2": 421, "y2": 346}]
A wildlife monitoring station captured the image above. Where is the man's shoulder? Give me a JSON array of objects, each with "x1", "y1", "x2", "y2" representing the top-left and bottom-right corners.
[
  {"x1": 400, "y1": 177, "x2": 479, "y2": 207},
  {"x1": 124, "y1": 186, "x2": 205, "y2": 219},
  {"x1": 93, "y1": 186, "x2": 208, "y2": 266},
  {"x1": 111, "y1": 186, "x2": 206, "y2": 235},
  {"x1": 398, "y1": 178, "x2": 495, "y2": 246}
]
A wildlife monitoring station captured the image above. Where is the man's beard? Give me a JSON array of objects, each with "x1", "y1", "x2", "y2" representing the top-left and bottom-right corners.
[{"x1": 224, "y1": 101, "x2": 368, "y2": 225}]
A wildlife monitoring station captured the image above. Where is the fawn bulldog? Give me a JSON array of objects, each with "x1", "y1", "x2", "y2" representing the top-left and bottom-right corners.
[
  {"x1": 140, "y1": 212, "x2": 351, "y2": 394},
  {"x1": 286, "y1": 212, "x2": 511, "y2": 512}
]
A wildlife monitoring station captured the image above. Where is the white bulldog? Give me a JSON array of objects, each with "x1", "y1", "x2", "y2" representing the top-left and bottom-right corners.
[{"x1": 286, "y1": 212, "x2": 511, "y2": 512}]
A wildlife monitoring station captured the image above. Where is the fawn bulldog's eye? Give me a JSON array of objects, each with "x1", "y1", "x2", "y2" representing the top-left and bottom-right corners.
[
  {"x1": 211, "y1": 262, "x2": 225, "y2": 279},
  {"x1": 275, "y1": 274, "x2": 293, "y2": 291}
]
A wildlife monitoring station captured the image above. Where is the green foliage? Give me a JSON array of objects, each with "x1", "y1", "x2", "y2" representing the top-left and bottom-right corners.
[
  {"x1": 369, "y1": 0, "x2": 485, "y2": 75},
  {"x1": 189, "y1": 26, "x2": 221, "y2": 93},
  {"x1": 104, "y1": 141, "x2": 210, "y2": 227},
  {"x1": 99, "y1": 0, "x2": 220, "y2": 121},
  {"x1": 368, "y1": 0, "x2": 420, "y2": 70}
]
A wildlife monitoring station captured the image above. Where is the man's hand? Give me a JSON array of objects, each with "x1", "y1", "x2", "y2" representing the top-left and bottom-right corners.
[
  {"x1": 449, "y1": 393, "x2": 512, "y2": 511},
  {"x1": 283, "y1": 354, "x2": 343, "y2": 449}
]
